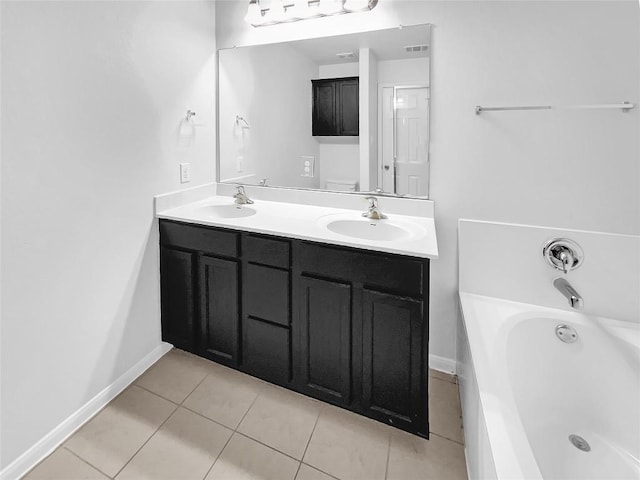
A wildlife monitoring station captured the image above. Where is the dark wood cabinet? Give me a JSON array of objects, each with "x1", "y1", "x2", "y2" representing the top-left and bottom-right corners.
[
  {"x1": 362, "y1": 290, "x2": 426, "y2": 433},
  {"x1": 160, "y1": 247, "x2": 196, "y2": 353},
  {"x1": 159, "y1": 220, "x2": 429, "y2": 437},
  {"x1": 312, "y1": 77, "x2": 359, "y2": 136},
  {"x1": 297, "y1": 276, "x2": 352, "y2": 406},
  {"x1": 198, "y1": 255, "x2": 240, "y2": 367}
]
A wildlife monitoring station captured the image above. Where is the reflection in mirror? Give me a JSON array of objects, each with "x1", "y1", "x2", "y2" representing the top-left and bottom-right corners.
[{"x1": 218, "y1": 24, "x2": 430, "y2": 198}]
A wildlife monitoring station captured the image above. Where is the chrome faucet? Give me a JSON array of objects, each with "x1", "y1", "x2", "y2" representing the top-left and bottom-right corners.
[
  {"x1": 362, "y1": 196, "x2": 387, "y2": 220},
  {"x1": 233, "y1": 185, "x2": 254, "y2": 205},
  {"x1": 553, "y1": 277, "x2": 583, "y2": 309}
]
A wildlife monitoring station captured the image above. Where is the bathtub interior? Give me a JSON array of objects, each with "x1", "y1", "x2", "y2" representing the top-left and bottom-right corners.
[{"x1": 505, "y1": 315, "x2": 640, "y2": 479}]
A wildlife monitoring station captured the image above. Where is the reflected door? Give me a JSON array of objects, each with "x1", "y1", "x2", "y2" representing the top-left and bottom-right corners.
[{"x1": 379, "y1": 86, "x2": 429, "y2": 196}]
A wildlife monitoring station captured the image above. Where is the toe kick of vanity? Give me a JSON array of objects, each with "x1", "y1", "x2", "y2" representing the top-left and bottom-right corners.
[{"x1": 159, "y1": 219, "x2": 430, "y2": 437}]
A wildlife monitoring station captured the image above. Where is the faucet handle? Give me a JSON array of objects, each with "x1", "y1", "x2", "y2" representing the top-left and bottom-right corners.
[
  {"x1": 559, "y1": 250, "x2": 574, "y2": 275},
  {"x1": 543, "y1": 238, "x2": 583, "y2": 274},
  {"x1": 364, "y1": 196, "x2": 378, "y2": 208}
]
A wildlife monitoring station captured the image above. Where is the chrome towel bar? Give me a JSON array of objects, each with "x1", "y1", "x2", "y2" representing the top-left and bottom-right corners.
[{"x1": 475, "y1": 101, "x2": 635, "y2": 115}]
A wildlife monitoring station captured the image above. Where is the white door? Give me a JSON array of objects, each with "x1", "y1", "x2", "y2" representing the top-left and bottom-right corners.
[
  {"x1": 395, "y1": 86, "x2": 429, "y2": 196},
  {"x1": 379, "y1": 86, "x2": 429, "y2": 195}
]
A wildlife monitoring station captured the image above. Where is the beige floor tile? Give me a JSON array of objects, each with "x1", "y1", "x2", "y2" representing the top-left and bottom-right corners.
[
  {"x1": 429, "y1": 378, "x2": 464, "y2": 443},
  {"x1": 303, "y1": 405, "x2": 391, "y2": 480},
  {"x1": 238, "y1": 385, "x2": 322, "y2": 459},
  {"x1": 296, "y1": 464, "x2": 336, "y2": 480},
  {"x1": 429, "y1": 369, "x2": 457, "y2": 384},
  {"x1": 387, "y1": 430, "x2": 468, "y2": 480},
  {"x1": 65, "y1": 385, "x2": 176, "y2": 477},
  {"x1": 206, "y1": 433, "x2": 299, "y2": 480},
  {"x1": 116, "y1": 407, "x2": 232, "y2": 480},
  {"x1": 135, "y1": 349, "x2": 212, "y2": 403},
  {"x1": 23, "y1": 448, "x2": 109, "y2": 480},
  {"x1": 183, "y1": 364, "x2": 264, "y2": 429}
]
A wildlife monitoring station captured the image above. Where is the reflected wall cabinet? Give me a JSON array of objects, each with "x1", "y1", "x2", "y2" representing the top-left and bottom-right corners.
[{"x1": 312, "y1": 77, "x2": 359, "y2": 136}]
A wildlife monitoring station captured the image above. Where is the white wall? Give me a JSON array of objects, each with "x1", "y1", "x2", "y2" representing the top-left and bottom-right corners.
[
  {"x1": 215, "y1": 1, "x2": 640, "y2": 366},
  {"x1": 378, "y1": 57, "x2": 429, "y2": 85},
  {"x1": 219, "y1": 43, "x2": 319, "y2": 188},
  {"x1": 1, "y1": 1, "x2": 216, "y2": 469},
  {"x1": 318, "y1": 141, "x2": 360, "y2": 188}
]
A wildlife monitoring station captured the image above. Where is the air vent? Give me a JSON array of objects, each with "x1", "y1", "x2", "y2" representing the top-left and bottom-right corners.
[
  {"x1": 335, "y1": 52, "x2": 357, "y2": 59},
  {"x1": 404, "y1": 44, "x2": 429, "y2": 53}
]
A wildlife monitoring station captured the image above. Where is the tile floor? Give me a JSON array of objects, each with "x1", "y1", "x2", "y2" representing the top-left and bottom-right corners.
[{"x1": 23, "y1": 349, "x2": 467, "y2": 480}]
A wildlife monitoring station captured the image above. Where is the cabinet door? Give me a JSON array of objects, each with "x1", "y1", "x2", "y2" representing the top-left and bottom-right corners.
[
  {"x1": 298, "y1": 276, "x2": 352, "y2": 405},
  {"x1": 198, "y1": 255, "x2": 240, "y2": 367},
  {"x1": 312, "y1": 81, "x2": 336, "y2": 136},
  {"x1": 362, "y1": 290, "x2": 427, "y2": 434},
  {"x1": 160, "y1": 247, "x2": 196, "y2": 353},
  {"x1": 337, "y1": 79, "x2": 359, "y2": 136}
]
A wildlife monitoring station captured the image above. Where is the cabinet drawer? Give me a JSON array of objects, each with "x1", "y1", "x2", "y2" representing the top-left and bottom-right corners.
[
  {"x1": 298, "y1": 242, "x2": 425, "y2": 297},
  {"x1": 243, "y1": 317, "x2": 290, "y2": 385},
  {"x1": 244, "y1": 263, "x2": 289, "y2": 326},
  {"x1": 160, "y1": 221, "x2": 238, "y2": 257},
  {"x1": 242, "y1": 234, "x2": 290, "y2": 269}
]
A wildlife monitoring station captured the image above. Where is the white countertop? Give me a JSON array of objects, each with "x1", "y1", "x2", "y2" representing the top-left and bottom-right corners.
[{"x1": 156, "y1": 194, "x2": 438, "y2": 259}]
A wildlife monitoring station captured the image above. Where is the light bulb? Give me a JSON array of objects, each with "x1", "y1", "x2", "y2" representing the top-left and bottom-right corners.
[
  {"x1": 291, "y1": 0, "x2": 313, "y2": 19},
  {"x1": 244, "y1": 0, "x2": 263, "y2": 25},
  {"x1": 265, "y1": 0, "x2": 286, "y2": 22},
  {"x1": 343, "y1": 0, "x2": 370, "y2": 11},
  {"x1": 319, "y1": 0, "x2": 344, "y2": 15}
]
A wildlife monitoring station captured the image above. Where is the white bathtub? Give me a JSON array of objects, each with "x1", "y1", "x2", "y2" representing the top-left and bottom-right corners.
[{"x1": 458, "y1": 292, "x2": 640, "y2": 479}]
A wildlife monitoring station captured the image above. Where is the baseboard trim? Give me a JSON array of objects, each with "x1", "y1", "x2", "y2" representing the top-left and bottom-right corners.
[
  {"x1": 0, "y1": 342, "x2": 173, "y2": 480},
  {"x1": 429, "y1": 354, "x2": 457, "y2": 374}
]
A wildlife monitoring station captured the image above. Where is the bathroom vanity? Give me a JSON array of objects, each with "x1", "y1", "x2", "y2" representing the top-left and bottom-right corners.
[{"x1": 156, "y1": 189, "x2": 437, "y2": 437}]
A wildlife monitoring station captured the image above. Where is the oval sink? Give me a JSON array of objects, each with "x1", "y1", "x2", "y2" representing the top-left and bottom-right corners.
[
  {"x1": 325, "y1": 218, "x2": 411, "y2": 241},
  {"x1": 195, "y1": 204, "x2": 256, "y2": 219}
]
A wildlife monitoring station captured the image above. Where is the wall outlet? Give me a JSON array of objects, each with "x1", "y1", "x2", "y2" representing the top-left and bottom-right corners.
[
  {"x1": 236, "y1": 155, "x2": 244, "y2": 172},
  {"x1": 301, "y1": 155, "x2": 315, "y2": 177},
  {"x1": 180, "y1": 163, "x2": 191, "y2": 183}
]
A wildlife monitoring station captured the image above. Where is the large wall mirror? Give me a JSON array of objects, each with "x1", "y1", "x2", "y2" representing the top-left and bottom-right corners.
[{"x1": 217, "y1": 24, "x2": 431, "y2": 198}]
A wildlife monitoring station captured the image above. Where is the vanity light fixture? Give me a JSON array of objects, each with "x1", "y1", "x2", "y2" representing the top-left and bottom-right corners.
[{"x1": 244, "y1": 0, "x2": 378, "y2": 27}]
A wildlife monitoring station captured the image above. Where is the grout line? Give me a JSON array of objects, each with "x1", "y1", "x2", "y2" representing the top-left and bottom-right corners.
[
  {"x1": 179, "y1": 372, "x2": 211, "y2": 406},
  {"x1": 384, "y1": 430, "x2": 392, "y2": 480},
  {"x1": 133, "y1": 383, "x2": 181, "y2": 406},
  {"x1": 234, "y1": 430, "x2": 303, "y2": 463},
  {"x1": 62, "y1": 447, "x2": 114, "y2": 479},
  {"x1": 299, "y1": 463, "x2": 341, "y2": 480},
  {"x1": 179, "y1": 404, "x2": 239, "y2": 431},
  {"x1": 200, "y1": 429, "x2": 235, "y2": 480},
  {"x1": 293, "y1": 407, "x2": 322, "y2": 479},
  {"x1": 233, "y1": 389, "x2": 262, "y2": 432},
  {"x1": 300, "y1": 407, "x2": 321, "y2": 463},
  {"x1": 429, "y1": 431, "x2": 464, "y2": 446},
  {"x1": 109, "y1": 402, "x2": 180, "y2": 479}
]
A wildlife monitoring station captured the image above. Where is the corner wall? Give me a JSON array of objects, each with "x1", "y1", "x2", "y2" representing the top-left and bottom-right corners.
[
  {"x1": 215, "y1": 0, "x2": 640, "y2": 367},
  {"x1": 0, "y1": 1, "x2": 216, "y2": 469}
]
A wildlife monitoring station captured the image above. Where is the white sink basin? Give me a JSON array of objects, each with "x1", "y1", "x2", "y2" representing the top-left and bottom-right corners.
[
  {"x1": 326, "y1": 219, "x2": 411, "y2": 241},
  {"x1": 195, "y1": 204, "x2": 256, "y2": 219}
]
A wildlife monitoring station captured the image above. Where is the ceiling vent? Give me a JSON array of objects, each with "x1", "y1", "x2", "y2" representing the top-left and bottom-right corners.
[
  {"x1": 404, "y1": 44, "x2": 429, "y2": 53},
  {"x1": 335, "y1": 52, "x2": 357, "y2": 59}
]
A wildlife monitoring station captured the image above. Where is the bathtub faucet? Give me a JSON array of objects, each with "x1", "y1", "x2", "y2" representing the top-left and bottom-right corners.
[{"x1": 553, "y1": 277, "x2": 583, "y2": 309}]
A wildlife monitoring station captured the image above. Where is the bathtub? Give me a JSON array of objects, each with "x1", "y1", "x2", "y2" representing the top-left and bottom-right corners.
[{"x1": 458, "y1": 292, "x2": 640, "y2": 479}]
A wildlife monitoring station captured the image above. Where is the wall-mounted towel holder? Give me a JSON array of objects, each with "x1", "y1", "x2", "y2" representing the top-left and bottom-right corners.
[
  {"x1": 235, "y1": 115, "x2": 251, "y2": 128},
  {"x1": 475, "y1": 101, "x2": 635, "y2": 115}
]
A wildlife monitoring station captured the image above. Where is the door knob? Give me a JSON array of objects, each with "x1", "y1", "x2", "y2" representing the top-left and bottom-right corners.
[{"x1": 384, "y1": 165, "x2": 390, "y2": 171}]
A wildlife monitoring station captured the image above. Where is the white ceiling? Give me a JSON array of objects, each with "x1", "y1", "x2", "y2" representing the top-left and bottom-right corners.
[{"x1": 285, "y1": 24, "x2": 430, "y2": 65}]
